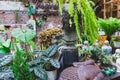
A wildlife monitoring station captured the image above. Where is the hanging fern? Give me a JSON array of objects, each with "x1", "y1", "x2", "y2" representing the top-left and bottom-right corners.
[
  {"x1": 58, "y1": 0, "x2": 64, "y2": 14},
  {"x1": 68, "y1": 1, "x2": 74, "y2": 16},
  {"x1": 54, "y1": 0, "x2": 99, "y2": 43},
  {"x1": 74, "y1": 10, "x2": 82, "y2": 42},
  {"x1": 79, "y1": 0, "x2": 99, "y2": 43}
]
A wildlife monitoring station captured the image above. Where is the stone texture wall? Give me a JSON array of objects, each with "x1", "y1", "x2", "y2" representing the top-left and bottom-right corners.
[{"x1": 36, "y1": 15, "x2": 62, "y2": 34}]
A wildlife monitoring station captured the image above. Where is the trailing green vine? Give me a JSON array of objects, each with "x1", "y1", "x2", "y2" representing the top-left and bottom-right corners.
[{"x1": 54, "y1": 0, "x2": 99, "y2": 43}]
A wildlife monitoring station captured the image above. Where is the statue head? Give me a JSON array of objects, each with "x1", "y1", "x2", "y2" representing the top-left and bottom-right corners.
[
  {"x1": 62, "y1": 4, "x2": 76, "y2": 33},
  {"x1": 104, "y1": 40, "x2": 109, "y2": 45},
  {"x1": 115, "y1": 49, "x2": 120, "y2": 54}
]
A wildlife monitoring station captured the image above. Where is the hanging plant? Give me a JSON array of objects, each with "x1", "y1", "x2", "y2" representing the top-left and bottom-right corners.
[{"x1": 53, "y1": 0, "x2": 99, "y2": 43}]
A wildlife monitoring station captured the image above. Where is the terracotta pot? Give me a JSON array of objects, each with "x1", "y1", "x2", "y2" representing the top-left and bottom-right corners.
[
  {"x1": 97, "y1": 36, "x2": 107, "y2": 43},
  {"x1": 101, "y1": 36, "x2": 107, "y2": 42},
  {"x1": 114, "y1": 41, "x2": 120, "y2": 47}
]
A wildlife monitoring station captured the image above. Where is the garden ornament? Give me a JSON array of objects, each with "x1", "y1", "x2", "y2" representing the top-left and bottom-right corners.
[
  {"x1": 84, "y1": 41, "x2": 89, "y2": 45},
  {"x1": 102, "y1": 40, "x2": 112, "y2": 55},
  {"x1": 59, "y1": 59, "x2": 120, "y2": 80},
  {"x1": 26, "y1": 15, "x2": 36, "y2": 31},
  {"x1": 82, "y1": 40, "x2": 90, "y2": 50},
  {"x1": 62, "y1": 4, "x2": 78, "y2": 41},
  {"x1": 115, "y1": 49, "x2": 120, "y2": 54},
  {"x1": 59, "y1": 60, "x2": 105, "y2": 80},
  {"x1": 114, "y1": 49, "x2": 120, "y2": 72}
]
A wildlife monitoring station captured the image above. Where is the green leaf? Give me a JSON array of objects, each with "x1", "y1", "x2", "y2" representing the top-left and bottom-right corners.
[
  {"x1": 12, "y1": 28, "x2": 36, "y2": 43},
  {"x1": 0, "y1": 47, "x2": 10, "y2": 54},
  {"x1": 2, "y1": 39, "x2": 11, "y2": 48},
  {"x1": 39, "y1": 50, "x2": 46, "y2": 55},
  {"x1": 28, "y1": 57, "x2": 42, "y2": 66},
  {"x1": 34, "y1": 67, "x2": 48, "y2": 80},
  {"x1": 28, "y1": 40, "x2": 37, "y2": 50},
  {"x1": 0, "y1": 55, "x2": 12, "y2": 67},
  {"x1": 50, "y1": 59, "x2": 60, "y2": 69},
  {"x1": 46, "y1": 44, "x2": 58, "y2": 57}
]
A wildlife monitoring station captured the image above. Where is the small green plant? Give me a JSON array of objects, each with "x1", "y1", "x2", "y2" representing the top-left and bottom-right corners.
[
  {"x1": 98, "y1": 17, "x2": 120, "y2": 41},
  {"x1": 80, "y1": 45, "x2": 101, "y2": 61},
  {"x1": 12, "y1": 47, "x2": 32, "y2": 80},
  {"x1": 11, "y1": 28, "x2": 36, "y2": 80},
  {"x1": 12, "y1": 28, "x2": 36, "y2": 59},
  {"x1": 28, "y1": 44, "x2": 60, "y2": 80},
  {"x1": 0, "y1": 39, "x2": 12, "y2": 54}
]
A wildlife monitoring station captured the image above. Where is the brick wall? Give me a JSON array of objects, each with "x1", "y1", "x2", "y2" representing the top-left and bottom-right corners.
[
  {"x1": 0, "y1": 12, "x2": 28, "y2": 24},
  {"x1": 36, "y1": 15, "x2": 62, "y2": 34}
]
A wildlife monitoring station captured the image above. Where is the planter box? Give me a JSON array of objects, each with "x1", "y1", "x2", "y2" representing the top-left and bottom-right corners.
[{"x1": 114, "y1": 41, "x2": 120, "y2": 47}]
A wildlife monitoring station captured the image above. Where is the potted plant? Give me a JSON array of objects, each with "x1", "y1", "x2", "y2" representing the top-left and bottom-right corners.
[
  {"x1": 11, "y1": 28, "x2": 36, "y2": 80},
  {"x1": 28, "y1": 44, "x2": 60, "y2": 80},
  {"x1": 98, "y1": 17, "x2": 120, "y2": 42}
]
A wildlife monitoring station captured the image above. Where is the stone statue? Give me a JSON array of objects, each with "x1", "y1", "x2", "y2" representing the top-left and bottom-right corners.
[
  {"x1": 102, "y1": 40, "x2": 112, "y2": 55},
  {"x1": 62, "y1": 4, "x2": 78, "y2": 41}
]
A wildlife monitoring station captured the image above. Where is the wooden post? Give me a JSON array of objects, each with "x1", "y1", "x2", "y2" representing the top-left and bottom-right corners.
[
  {"x1": 117, "y1": 0, "x2": 120, "y2": 18},
  {"x1": 110, "y1": 0, "x2": 113, "y2": 17},
  {"x1": 103, "y1": 0, "x2": 106, "y2": 19}
]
